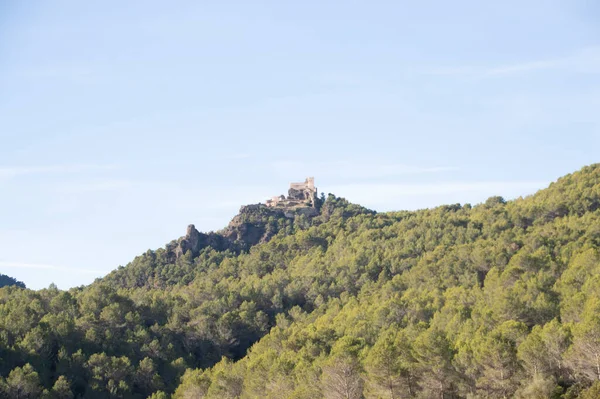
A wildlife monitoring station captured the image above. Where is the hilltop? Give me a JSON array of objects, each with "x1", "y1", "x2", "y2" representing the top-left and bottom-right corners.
[
  {"x1": 2, "y1": 165, "x2": 600, "y2": 398},
  {"x1": 103, "y1": 178, "x2": 372, "y2": 289},
  {"x1": 0, "y1": 274, "x2": 25, "y2": 289}
]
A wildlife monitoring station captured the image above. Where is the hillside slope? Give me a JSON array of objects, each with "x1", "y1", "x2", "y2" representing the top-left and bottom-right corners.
[
  {"x1": 0, "y1": 274, "x2": 25, "y2": 289},
  {"x1": 102, "y1": 196, "x2": 372, "y2": 289},
  {"x1": 1, "y1": 165, "x2": 600, "y2": 398}
]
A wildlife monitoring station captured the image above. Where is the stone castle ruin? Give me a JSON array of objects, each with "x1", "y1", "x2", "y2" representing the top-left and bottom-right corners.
[{"x1": 266, "y1": 177, "x2": 317, "y2": 208}]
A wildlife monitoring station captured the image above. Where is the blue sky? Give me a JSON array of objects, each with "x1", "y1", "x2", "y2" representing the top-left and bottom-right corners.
[{"x1": 1, "y1": 1, "x2": 599, "y2": 289}]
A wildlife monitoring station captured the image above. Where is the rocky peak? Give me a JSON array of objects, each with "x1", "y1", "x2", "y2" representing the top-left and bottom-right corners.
[
  {"x1": 186, "y1": 224, "x2": 197, "y2": 237},
  {"x1": 175, "y1": 224, "x2": 228, "y2": 259},
  {"x1": 173, "y1": 199, "x2": 323, "y2": 259},
  {"x1": 175, "y1": 224, "x2": 200, "y2": 258}
]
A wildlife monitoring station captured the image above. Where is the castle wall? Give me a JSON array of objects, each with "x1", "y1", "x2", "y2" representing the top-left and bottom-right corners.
[
  {"x1": 290, "y1": 177, "x2": 316, "y2": 192},
  {"x1": 267, "y1": 177, "x2": 317, "y2": 208},
  {"x1": 290, "y1": 183, "x2": 307, "y2": 190}
]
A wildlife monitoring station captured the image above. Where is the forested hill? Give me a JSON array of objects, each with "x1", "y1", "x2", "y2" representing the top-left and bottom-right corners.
[
  {"x1": 101, "y1": 195, "x2": 372, "y2": 288},
  {"x1": 2, "y1": 165, "x2": 600, "y2": 398},
  {"x1": 0, "y1": 274, "x2": 25, "y2": 289}
]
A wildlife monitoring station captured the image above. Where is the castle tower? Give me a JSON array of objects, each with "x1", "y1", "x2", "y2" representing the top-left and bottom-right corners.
[
  {"x1": 267, "y1": 177, "x2": 318, "y2": 208},
  {"x1": 305, "y1": 177, "x2": 315, "y2": 190}
]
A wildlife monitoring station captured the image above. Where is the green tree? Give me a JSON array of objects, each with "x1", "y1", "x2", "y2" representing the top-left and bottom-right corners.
[
  {"x1": 412, "y1": 329, "x2": 455, "y2": 399},
  {"x1": 3, "y1": 364, "x2": 42, "y2": 399},
  {"x1": 365, "y1": 329, "x2": 417, "y2": 398},
  {"x1": 322, "y1": 337, "x2": 365, "y2": 399},
  {"x1": 513, "y1": 376, "x2": 562, "y2": 399},
  {"x1": 50, "y1": 376, "x2": 73, "y2": 399},
  {"x1": 147, "y1": 391, "x2": 169, "y2": 399},
  {"x1": 578, "y1": 381, "x2": 600, "y2": 399},
  {"x1": 172, "y1": 368, "x2": 211, "y2": 399},
  {"x1": 134, "y1": 357, "x2": 164, "y2": 396},
  {"x1": 86, "y1": 353, "x2": 133, "y2": 396},
  {"x1": 472, "y1": 322, "x2": 525, "y2": 399},
  {"x1": 565, "y1": 298, "x2": 600, "y2": 382}
]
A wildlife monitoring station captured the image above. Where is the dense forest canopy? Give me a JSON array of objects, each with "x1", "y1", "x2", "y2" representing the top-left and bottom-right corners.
[{"x1": 2, "y1": 164, "x2": 600, "y2": 398}]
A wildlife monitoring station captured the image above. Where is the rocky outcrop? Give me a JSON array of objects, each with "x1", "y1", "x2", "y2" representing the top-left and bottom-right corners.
[
  {"x1": 223, "y1": 222, "x2": 265, "y2": 247},
  {"x1": 221, "y1": 204, "x2": 286, "y2": 249},
  {"x1": 288, "y1": 187, "x2": 308, "y2": 201},
  {"x1": 173, "y1": 203, "x2": 322, "y2": 259},
  {"x1": 175, "y1": 225, "x2": 200, "y2": 258},
  {"x1": 175, "y1": 224, "x2": 230, "y2": 258}
]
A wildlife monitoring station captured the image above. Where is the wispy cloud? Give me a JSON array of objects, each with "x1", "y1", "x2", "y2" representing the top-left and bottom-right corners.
[
  {"x1": 271, "y1": 161, "x2": 458, "y2": 180},
  {"x1": 56, "y1": 179, "x2": 132, "y2": 193},
  {"x1": 0, "y1": 164, "x2": 118, "y2": 180},
  {"x1": 485, "y1": 60, "x2": 561, "y2": 76},
  {"x1": 423, "y1": 46, "x2": 600, "y2": 78},
  {"x1": 0, "y1": 261, "x2": 104, "y2": 275}
]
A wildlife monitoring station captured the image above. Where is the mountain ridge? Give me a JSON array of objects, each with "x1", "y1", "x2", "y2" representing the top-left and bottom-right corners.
[
  {"x1": 102, "y1": 194, "x2": 373, "y2": 289},
  {"x1": 2, "y1": 164, "x2": 600, "y2": 398},
  {"x1": 109, "y1": 163, "x2": 600, "y2": 291}
]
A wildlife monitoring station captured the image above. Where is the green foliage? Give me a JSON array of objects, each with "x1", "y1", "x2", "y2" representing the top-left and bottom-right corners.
[
  {"x1": 365, "y1": 329, "x2": 418, "y2": 398},
  {"x1": 50, "y1": 376, "x2": 73, "y2": 399},
  {"x1": 0, "y1": 273, "x2": 25, "y2": 289},
  {"x1": 3, "y1": 165, "x2": 600, "y2": 398},
  {"x1": 0, "y1": 363, "x2": 42, "y2": 398},
  {"x1": 577, "y1": 381, "x2": 600, "y2": 399}
]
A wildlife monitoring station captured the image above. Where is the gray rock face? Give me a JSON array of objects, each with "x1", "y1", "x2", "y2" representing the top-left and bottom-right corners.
[
  {"x1": 296, "y1": 207, "x2": 319, "y2": 217},
  {"x1": 173, "y1": 200, "x2": 322, "y2": 259},
  {"x1": 185, "y1": 224, "x2": 201, "y2": 251},
  {"x1": 288, "y1": 187, "x2": 307, "y2": 200},
  {"x1": 224, "y1": 222, "x2": 265, "y2": 247},
  {"x1": 175, "y1": 224, "x2": 229, "y2": 258},
  {"x1": 175, "y1": 224, "x2": 200, "y2": 258}
]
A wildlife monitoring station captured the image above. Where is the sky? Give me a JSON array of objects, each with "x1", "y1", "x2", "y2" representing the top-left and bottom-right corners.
[{"x1": 1, "y1": 1, "x2": 599, "y2": 289}]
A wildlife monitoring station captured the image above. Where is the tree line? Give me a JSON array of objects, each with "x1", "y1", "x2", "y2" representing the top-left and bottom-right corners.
[{"x1": 2, "y1": 164, "x2": 600, "y2": 398}]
